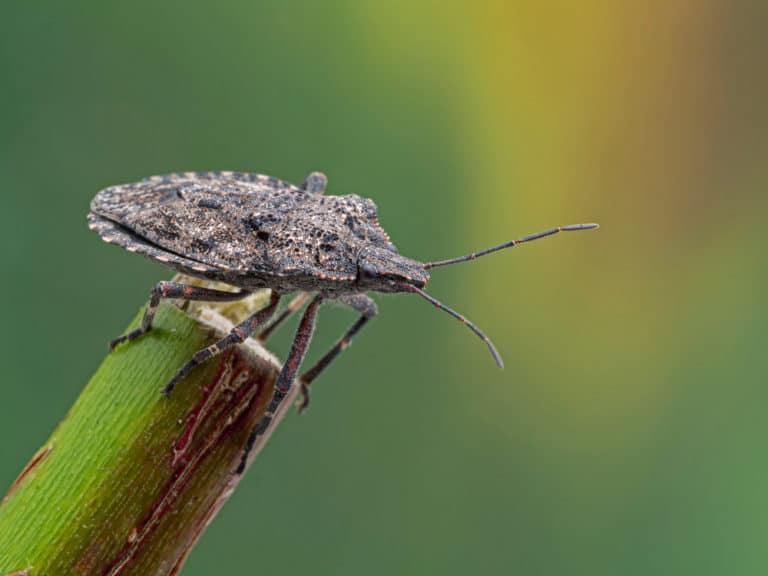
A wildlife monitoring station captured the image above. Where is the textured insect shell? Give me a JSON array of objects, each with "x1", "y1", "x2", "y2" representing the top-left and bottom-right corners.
[{"x1": 89, "y1": 172, "x2": 400, "y2": 295}]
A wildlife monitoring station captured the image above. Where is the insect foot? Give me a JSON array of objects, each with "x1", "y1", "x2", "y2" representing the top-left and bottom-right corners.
[{"x1": 109, "y1": 328, "x2": 147, "y2": 351}]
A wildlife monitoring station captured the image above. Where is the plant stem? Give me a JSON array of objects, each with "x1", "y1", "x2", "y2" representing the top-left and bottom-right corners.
[{"x1": 0, "y1": 279, "x2": 293, "y2": 575}]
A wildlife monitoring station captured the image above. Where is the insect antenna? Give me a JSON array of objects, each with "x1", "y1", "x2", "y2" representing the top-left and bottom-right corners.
[
  {"x1": 424, "y1": 223, "x2": 599, "y2": 269},
  {"x1": 400, "y1": 283, "x2": 504, "y2": 369}
]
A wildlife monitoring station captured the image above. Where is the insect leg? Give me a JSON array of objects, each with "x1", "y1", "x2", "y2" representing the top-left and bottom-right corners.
[
  {"x1": 297, "y1": 294, "x2": 377, "y2": 413},
  {"x1": 236, "y1": 295, "x2": 323, "y2": 474},
  {"x1": 161, "y1": 292, "x2": 281, "y2": 396},
  {"x1": 109, "y1": 281, "x2": 252, "y2": 350},
  {"x1": 301, "y1": 171, "x2": 327, "y2": 194},
  {"x1": 256, "y1": 292, "x2": 311, "y2": 342}
]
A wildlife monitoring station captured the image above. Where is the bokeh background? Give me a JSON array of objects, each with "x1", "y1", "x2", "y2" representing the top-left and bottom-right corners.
[{"x1": 1, "y1": 1, "x2": 766, "y2": 574}]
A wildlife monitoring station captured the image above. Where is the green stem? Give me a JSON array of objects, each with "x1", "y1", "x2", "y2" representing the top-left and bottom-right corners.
[{"x1": 0, "y1": 279, "x2": 291, "y2": 575}]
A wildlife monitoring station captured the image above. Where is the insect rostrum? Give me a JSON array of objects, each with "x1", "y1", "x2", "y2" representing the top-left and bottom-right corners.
[{"x1": 88, "y1": 170, "x2": 598, "y2": 471}]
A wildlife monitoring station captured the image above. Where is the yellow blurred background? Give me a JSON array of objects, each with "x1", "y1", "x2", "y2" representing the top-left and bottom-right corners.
[{"x1": 1, "y1": 1, "x2": 765, "y2": 574}]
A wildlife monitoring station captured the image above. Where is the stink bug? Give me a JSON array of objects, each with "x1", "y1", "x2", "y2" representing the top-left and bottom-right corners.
[{"x1": 88, "y1": 170, "x2": 598, "y2": 471}]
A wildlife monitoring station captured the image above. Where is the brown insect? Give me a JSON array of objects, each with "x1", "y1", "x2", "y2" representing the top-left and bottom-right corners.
[{"x1": 88, "y1": 170, "x2": 598, "y2": 471}]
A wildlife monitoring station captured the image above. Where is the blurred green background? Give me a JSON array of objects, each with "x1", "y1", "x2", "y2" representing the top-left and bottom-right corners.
[{"x1": 1, "y1": 1, "x2": 766, "y2": 574}]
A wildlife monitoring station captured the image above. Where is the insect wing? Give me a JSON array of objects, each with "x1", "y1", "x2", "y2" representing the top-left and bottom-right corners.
[
  {"x1": 87, "y1": 213, "x2": 223, "y2": 277},
  {"x1": 91, "y1": 176, "x2": 302, "y2": 273}
]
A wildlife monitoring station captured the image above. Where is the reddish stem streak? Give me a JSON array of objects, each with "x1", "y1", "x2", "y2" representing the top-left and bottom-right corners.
[
  {"x1": 102, "y1": 350, "x2": 270, "y2": 576},
  {"x1": 2, "y1": 444, "x2": 53, "y2": 505},
  {"x1": 172, "y1": 350, "x2": 236, "y2": 467}
]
